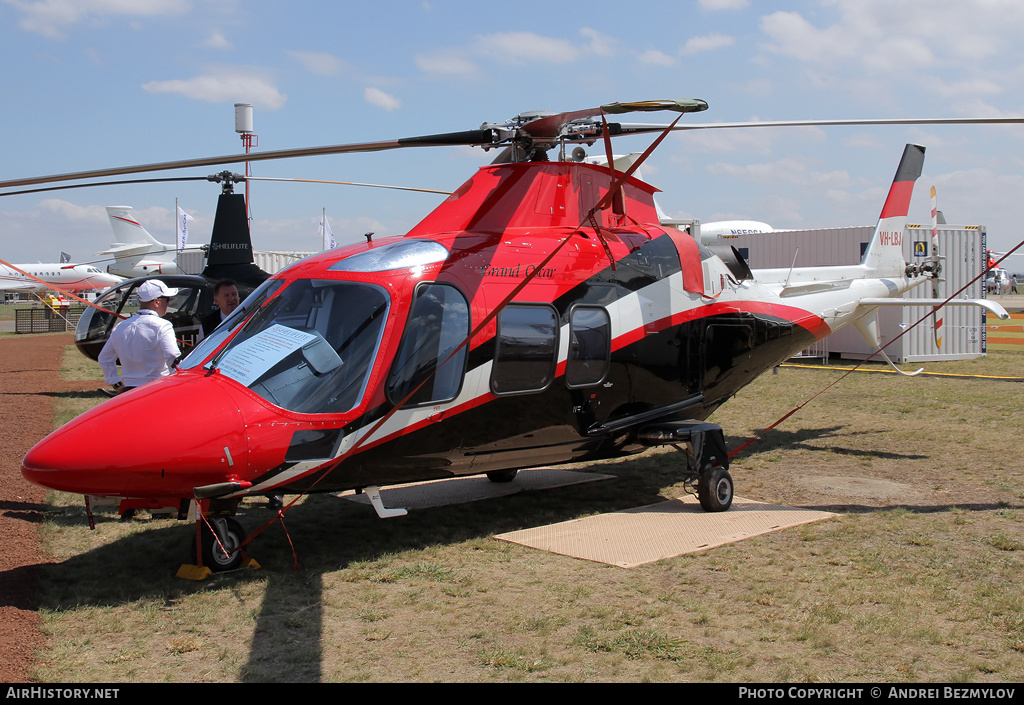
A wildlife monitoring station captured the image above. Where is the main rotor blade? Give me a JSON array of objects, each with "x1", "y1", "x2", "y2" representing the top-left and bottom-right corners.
[
  {"x1": 245, "y1": 176, "x2": 451, "y2": 195},
  {"x1": 613, "y1": 116, "x2": 1024, "y2": 135},
  {"x1": 0, "y1": 176, "x2": 209, "y2": 198},
  {"x1": 0, "y1": 129, "x2": 497, "y2": 192},
  {"x1": 519, "y1": 99, "x2": 709, "y2": 140}
]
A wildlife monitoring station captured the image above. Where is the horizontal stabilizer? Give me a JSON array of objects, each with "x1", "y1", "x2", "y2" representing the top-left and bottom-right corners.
[
  {"x1": 99, "y1": 243, "x2": 156, "y2": 256},
  {"x1": 858, "y1": 297, "x2": 1009, "y2": 320}
]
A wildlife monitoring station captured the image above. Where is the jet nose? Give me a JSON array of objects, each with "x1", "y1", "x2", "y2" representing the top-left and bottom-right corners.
[{"x1": 23, "y1": 373, "x2": 250, "y2": 498}]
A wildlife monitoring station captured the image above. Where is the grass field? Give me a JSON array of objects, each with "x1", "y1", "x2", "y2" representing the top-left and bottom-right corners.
[{"x1": 31, "y1": 344, "x2": 1024, "y2": 683}]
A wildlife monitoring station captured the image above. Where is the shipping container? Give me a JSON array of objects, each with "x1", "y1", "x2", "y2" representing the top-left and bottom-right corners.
[
  {"x1": 175, "y1": 250, "x2": 313, "y2": 277},
  {"x1": 724, "y1": 225, "x2": 987, "y2": 363}
]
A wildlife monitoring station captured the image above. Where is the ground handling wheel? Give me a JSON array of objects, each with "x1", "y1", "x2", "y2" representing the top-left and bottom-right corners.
[
  {"x1": 191, "y1": 516, "x2": 247, "y2": 572},
  {"x1": 697, "y1": 465, "x2": 733, "y2": 512}
]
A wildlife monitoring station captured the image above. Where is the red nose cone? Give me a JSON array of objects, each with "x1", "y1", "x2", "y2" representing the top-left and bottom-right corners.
[{"x1": 23, "y1": 373, "x2": 250, "y2": 497}]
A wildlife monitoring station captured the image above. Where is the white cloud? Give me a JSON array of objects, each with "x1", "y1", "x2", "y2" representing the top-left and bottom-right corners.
[
  {"x1": 759, "y1": 1, "x2": 1024, "y2": 72},
  {"x1": 288, "y1": 50, "x2": 347, "y2": 76},
  {"x1": 6, "y1": 0, "x2": 191, "y2": 39},
  {"x1": 675, "y1": 125, "x2": 783, "y2": 156},
  {"x1": 759, "y1": 11, "x2": 856, "y2": 65},
  {"x1": 638, "y1": 49, "x2": 676, "y2": 66},
  {"x1": 473, "y1": 31, "x2": 580, "y2": 65},
  {"x1": 37, "y1": 198, "x2": 109, "y2": 224},
  {"x1": 204, "y1": 32, "x2": 232, "y2": 50},
  {"x1": 417, "y1": 27, "x2": 638, "y2": 80},
  {"x1": 699, "y1": 0, "x2": 749, "y2": 9},
  {"x1": 680, "y1": 32, "x2": 735, "y2": 55},
  {"x1": 142, "y1": 67, "x2": 286, "y2": 109},
  {"x1": 707, "y1": 157, "x2": 810, "y2": 185},
  {"x1": 415, "y1": 51, "x2": 480, "y2": 78},
  {"x1": 364, "y1": 87, "x2": 401, "y2": 112},
  {"x1": 580, "y1": 27, "x2": 618, "y2": 57}
]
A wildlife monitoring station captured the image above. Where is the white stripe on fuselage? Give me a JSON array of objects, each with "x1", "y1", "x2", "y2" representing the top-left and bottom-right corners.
[{"x1": 247, "y1": 270, "x2": 723, "y2": 493}]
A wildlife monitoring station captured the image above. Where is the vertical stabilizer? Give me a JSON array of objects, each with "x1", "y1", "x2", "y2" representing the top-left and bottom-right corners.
[
  {"x1": 105, "y1": 206, "x2": 162, "y2": 246},
  {"x1": 861, "y1": 144, "x2": 925, "y2": 276},
  {"x1": 202, "y1": 193, "x2": 270, "y2": 286}
]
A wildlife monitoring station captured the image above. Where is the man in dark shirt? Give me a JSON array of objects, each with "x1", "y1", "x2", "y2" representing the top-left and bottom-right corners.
[{"x1": 198, "y1": 279, "x2": 240, "y2": 342}]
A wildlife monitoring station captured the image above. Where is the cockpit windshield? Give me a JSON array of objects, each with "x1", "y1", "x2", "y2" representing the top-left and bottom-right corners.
[
  {"x1": 191, "y1": 279, "x2": 389, "y2": 415},
  {"x1": 179, "y1": 278, "x2": 284, "y2": 370}
]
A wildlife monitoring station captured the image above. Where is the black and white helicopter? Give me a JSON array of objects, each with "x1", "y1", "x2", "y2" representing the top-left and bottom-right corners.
[{"x1": 6, "y1": 99, "x2": 1014, "y2": 571}]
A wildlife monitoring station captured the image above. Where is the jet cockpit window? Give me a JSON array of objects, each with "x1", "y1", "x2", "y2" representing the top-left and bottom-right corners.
[
  {"x1": 491, "y1": 304, "x2": 558, "y2": 395},
  {"x1": 207, "y1": 279, "x2": 389, "y2": 415},
  {"x1": 386, "y1": 283, "x2": 469, "y2": 407}
]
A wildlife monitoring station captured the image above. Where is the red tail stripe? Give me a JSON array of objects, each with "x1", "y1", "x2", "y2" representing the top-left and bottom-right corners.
[{"x1": 879, "y1": 180, "x2": 916, "y2": 219}]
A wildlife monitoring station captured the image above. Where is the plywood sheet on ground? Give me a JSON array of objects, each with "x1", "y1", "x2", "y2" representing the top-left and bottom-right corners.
[
  {"x1": 495, "y1": 495, "x2": 836, "y2": 568},
  {"x1": 338, "y1": 468, "x2": 615, "y2": 511}
]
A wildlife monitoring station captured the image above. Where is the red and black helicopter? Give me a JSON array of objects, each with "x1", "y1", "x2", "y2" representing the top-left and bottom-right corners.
[{"x1": 7, "y1": 99, "x2": 1013, "y2": 571}]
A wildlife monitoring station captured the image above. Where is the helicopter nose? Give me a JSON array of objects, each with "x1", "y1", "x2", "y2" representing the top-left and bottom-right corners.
[{"x1": 22, "y1": 374, "x2": 250, "y2": 497}]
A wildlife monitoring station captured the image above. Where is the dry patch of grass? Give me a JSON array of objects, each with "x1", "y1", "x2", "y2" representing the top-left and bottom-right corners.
[{"x1": 30, "y1": 348, "x2": 1024, "y2": 682}]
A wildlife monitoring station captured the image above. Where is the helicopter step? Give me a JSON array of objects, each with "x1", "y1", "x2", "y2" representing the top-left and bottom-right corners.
[{"x1": 637, "y1": 421, "x2": 733, "y2": 513}]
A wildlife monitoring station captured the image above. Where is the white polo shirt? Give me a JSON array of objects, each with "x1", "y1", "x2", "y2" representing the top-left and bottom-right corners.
[{"x1": 98, "y1": 309, "x2": 181, "y2": 388}]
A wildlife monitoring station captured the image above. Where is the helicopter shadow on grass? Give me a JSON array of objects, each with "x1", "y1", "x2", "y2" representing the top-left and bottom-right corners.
[
  {"x1": 725, "y1": 425, "x2": 930, "y2": 461},
  {"x1": 26, "y1": 451, "x2": 693, "y2": 682},
  {"x1": 721, "y1": 426, "x2": 1021, "y2": 516}
]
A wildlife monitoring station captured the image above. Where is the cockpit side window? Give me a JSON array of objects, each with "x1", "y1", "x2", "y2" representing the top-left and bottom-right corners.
[{"x1": 386, "y1": 283, "x2": 470, "y2": 407}]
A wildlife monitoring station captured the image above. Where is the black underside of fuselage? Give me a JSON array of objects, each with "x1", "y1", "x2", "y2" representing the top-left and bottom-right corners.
[{"x1": 274, "y1": 311, "x2": 815, "y2": 494}]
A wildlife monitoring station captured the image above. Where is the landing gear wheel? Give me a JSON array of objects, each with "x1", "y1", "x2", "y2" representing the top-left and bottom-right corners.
[
  {"x1": 697, "y1": 466, "x2": 733, "y2": 512},
  {"x1": 486, "y1": 468, "x2": 518, "y2": 483},
  {"x1": 192, "y1": 516, "x2": 246, "y2": 572}
]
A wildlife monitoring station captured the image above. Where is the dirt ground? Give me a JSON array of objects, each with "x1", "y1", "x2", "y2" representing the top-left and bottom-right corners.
[{"x1": 0, "y1": 334, "x2": 94, "y2": 682}]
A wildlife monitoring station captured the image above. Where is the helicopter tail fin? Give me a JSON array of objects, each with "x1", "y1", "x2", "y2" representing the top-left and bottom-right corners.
[
  {"x1": 861, "y1": 144, "x2": 925, "y2": 277},
  {"x1": 202, "y1": 193, "x2": 271, "y2": 286}
]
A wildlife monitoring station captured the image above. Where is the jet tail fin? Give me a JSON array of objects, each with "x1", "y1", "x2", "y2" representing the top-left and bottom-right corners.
[
  {"x1": 104, "y1": 206, "x2": 163, "y2": 248},
  {"x1": 861, "y1": 144, "x2": 925, "y2": 277}
]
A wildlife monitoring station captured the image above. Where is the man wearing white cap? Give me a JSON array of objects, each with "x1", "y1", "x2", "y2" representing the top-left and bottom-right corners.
[{"x1": 99, "y1": 279, "x2": 181, "y2": 395}]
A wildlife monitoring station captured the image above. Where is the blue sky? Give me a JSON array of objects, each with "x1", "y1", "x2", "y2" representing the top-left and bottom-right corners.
[{"x1": 2, "y1": 0, "x2": 1024, "y2": 271}]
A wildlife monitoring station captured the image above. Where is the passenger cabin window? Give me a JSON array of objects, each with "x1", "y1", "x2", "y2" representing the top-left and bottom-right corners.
[
  {"x1": 491, "y1": 304, "x2": 558, "y2": 395},
  {"x1": 387, "y1": 283, "x2": 470, "y2": 407},
  {"x1": 566, "y1": 306, "x2": 610, "y2": 387}
]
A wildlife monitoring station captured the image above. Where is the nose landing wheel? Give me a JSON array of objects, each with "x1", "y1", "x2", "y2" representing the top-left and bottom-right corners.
[{"x1": 186, "y1": 516, "x2": 250, "y2": 574}]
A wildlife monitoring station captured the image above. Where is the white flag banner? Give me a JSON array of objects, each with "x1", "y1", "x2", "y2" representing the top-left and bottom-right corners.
[
  {"x1": 177, "y1": 206, "x2": 194, "y2": 252},
  {"x1": 319, "y1": 213, "x2": 336, "y2": 251}
]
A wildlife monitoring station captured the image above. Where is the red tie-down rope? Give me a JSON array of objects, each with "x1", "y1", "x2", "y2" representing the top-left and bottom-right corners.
[{"x1": 728, "y1": 238, "x2": 1024, "y2": 460}]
